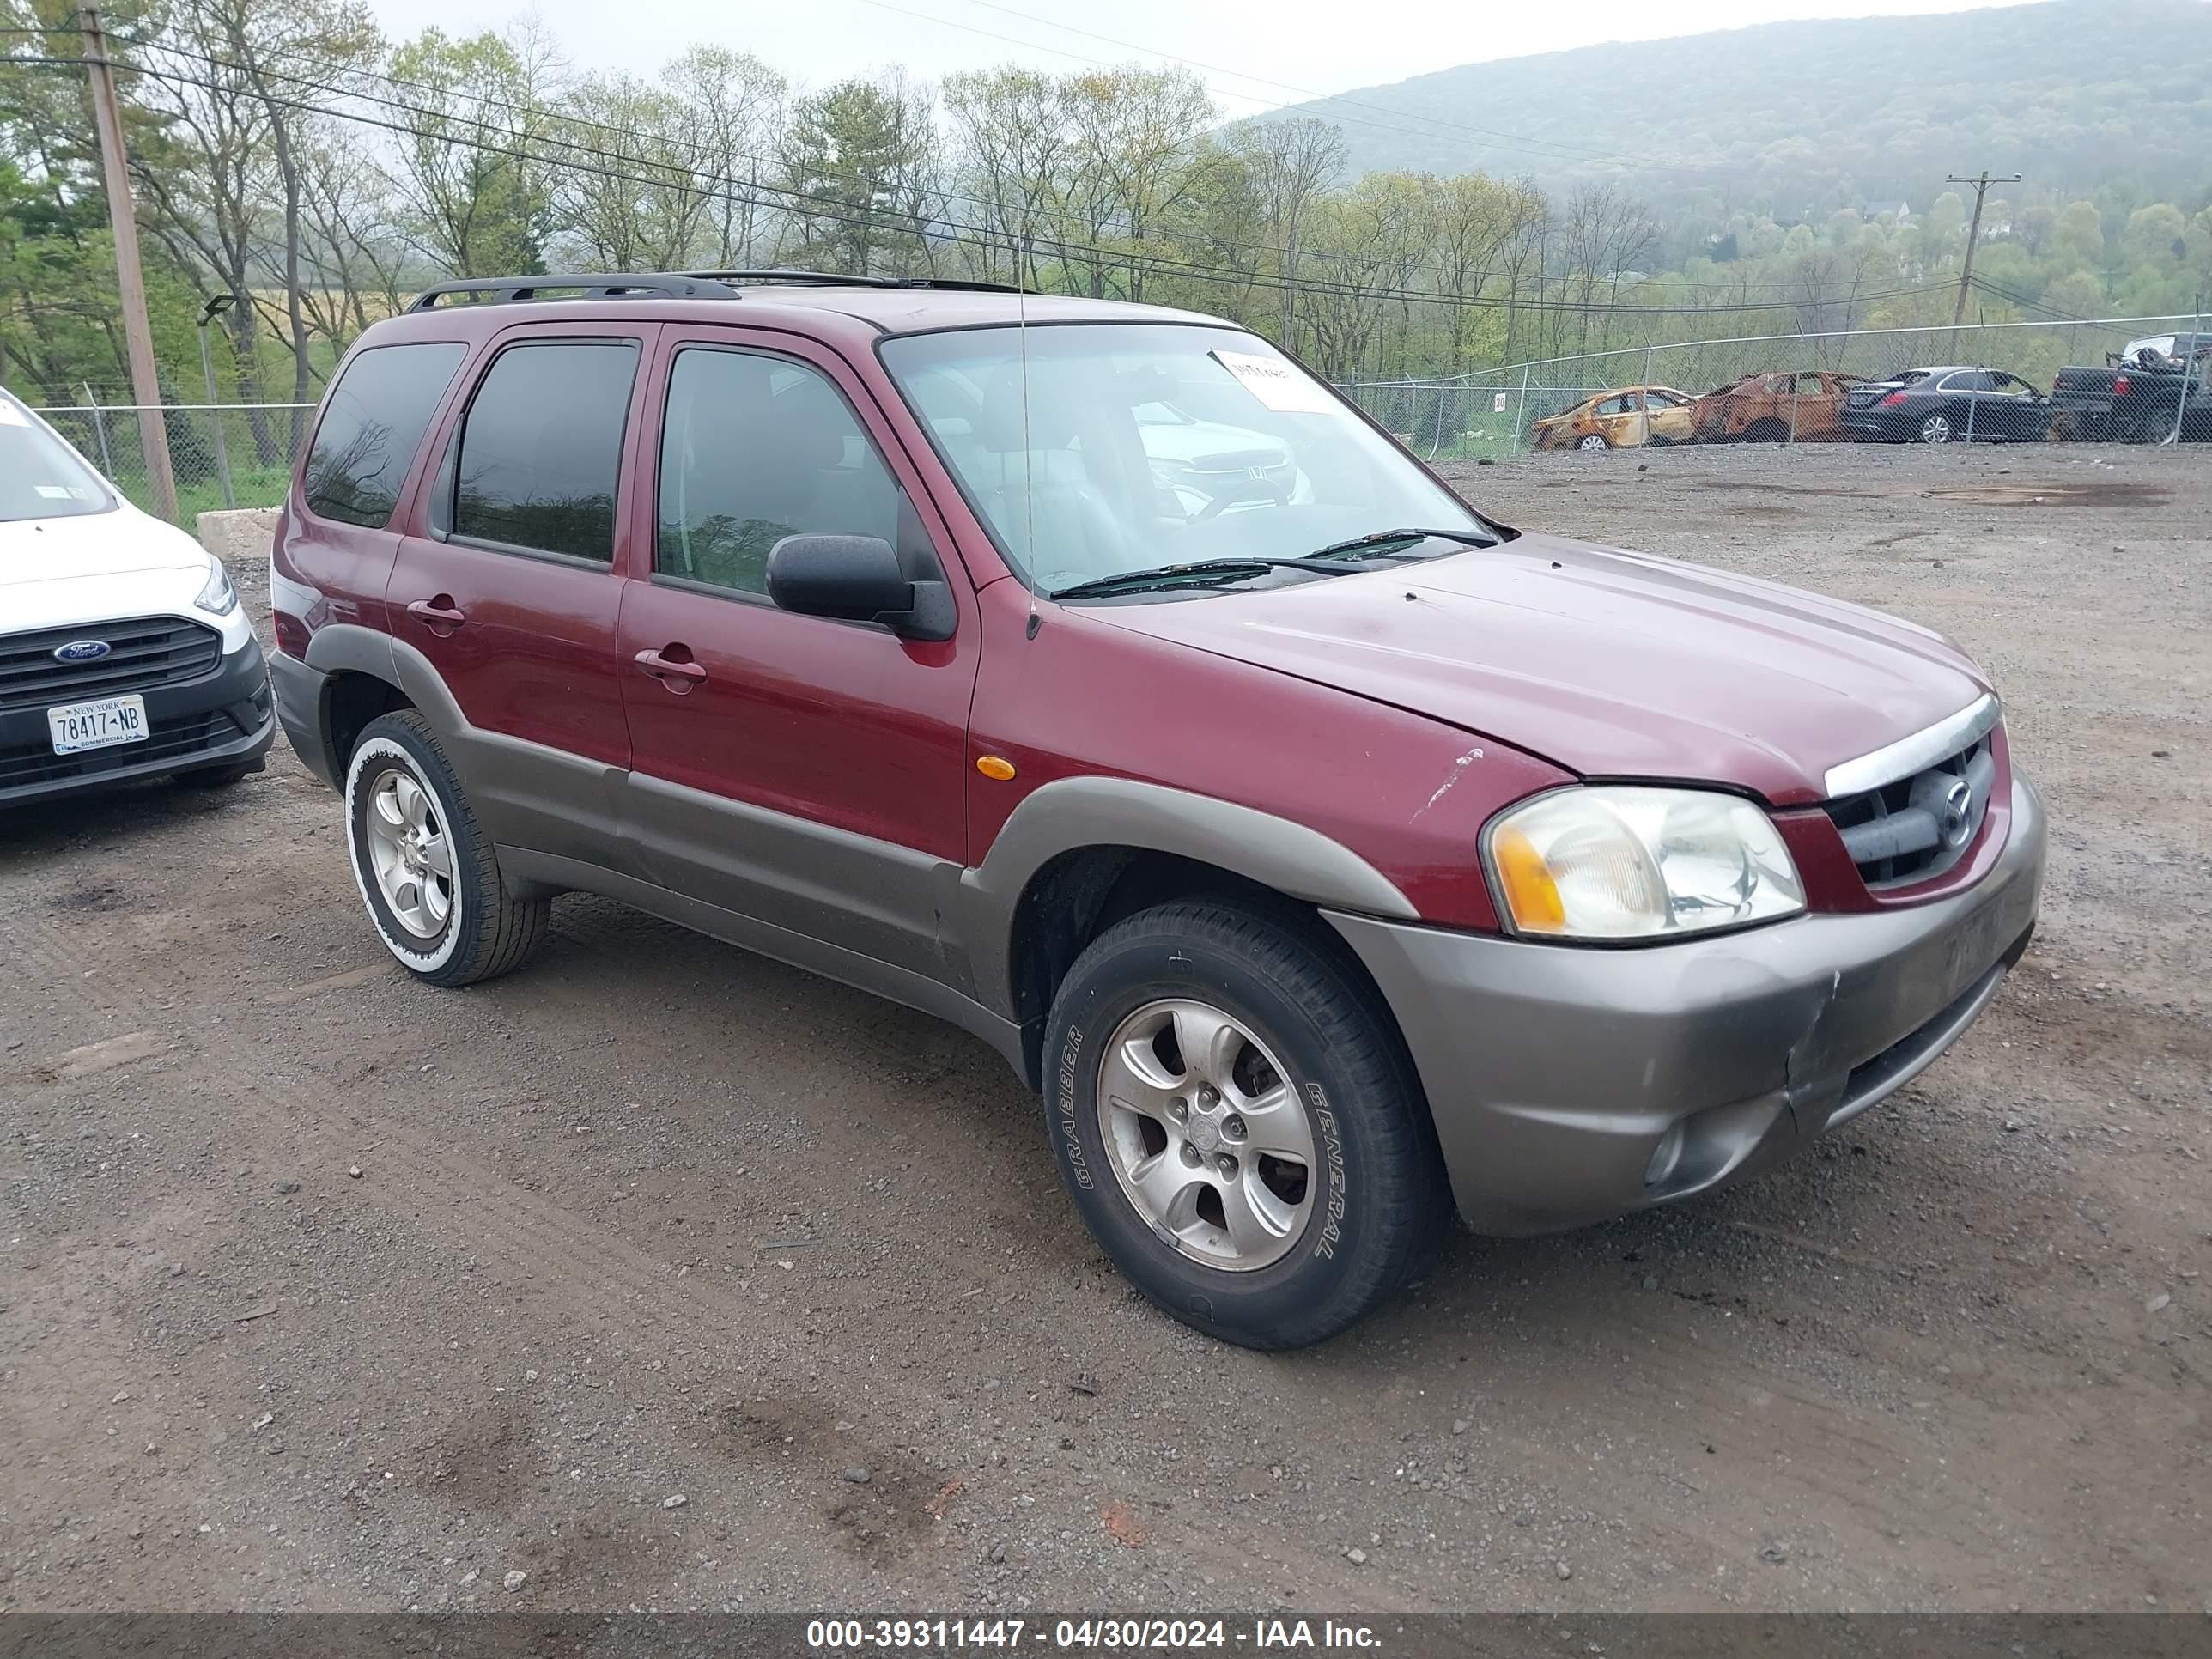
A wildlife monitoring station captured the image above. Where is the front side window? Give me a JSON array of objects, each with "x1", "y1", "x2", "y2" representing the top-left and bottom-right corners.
[
  {"x1": 304, "y1": 342, "x2": 466, "y2": 528},
  {"x1": 879, "y1": 323, "x2": 1482, "y2": 594},
  {"x1": 656, "y1": 348, "x2": 899, "y2": 596},
  {"x1": 0, "y1": 397, "x2": 113, "y2": 522},
  {"x1": 454, "y1": 341, "x2": 639, "y2": 561}
]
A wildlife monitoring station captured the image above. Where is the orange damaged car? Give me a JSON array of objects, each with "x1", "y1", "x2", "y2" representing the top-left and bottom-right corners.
[
  {"x1": 1692, "y1": 370, "x2": 1863, "y2": 443},
  {"x1": 1530, "y1": 386, "x2": 1698, "y2": 451}
]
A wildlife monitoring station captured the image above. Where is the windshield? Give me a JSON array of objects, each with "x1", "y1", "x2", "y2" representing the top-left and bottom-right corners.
[
  {"x1": 0, "y1": 398, "x2": 115, "y2": 521},
  {"x1": 878, "y1": 323, "x2": 1484, "y2": 593}
]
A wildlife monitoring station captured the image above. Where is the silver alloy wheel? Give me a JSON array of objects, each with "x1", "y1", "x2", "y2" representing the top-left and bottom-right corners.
[
  {"x1": 1577, "y1": 433, "x2": 1609, "y2": 451},
  {"x1": 362, "y1": 764, "x2": 454, "y2": 940},
  {"x1": 1096, "y1": 998, "x2": 1316, "y2": 1273},
  {"x1": 1920, "y1": 414, "x2": 1954, "y2": 444}
]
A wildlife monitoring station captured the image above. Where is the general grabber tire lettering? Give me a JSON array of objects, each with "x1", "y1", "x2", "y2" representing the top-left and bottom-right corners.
[
  {"x1": 1043, "y1": 900, "x2": 1450, "y2": 1349},
  {"x1": 343, "y1": 710, "x2": 549, "y2": 988}
]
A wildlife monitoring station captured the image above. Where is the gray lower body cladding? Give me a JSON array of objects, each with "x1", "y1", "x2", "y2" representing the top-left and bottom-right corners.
[
  {"x1": 280, "y1": 634, "x2": 2048, "y2": 1243},
  {"x1": 1327, "y1": 775, "x2": 2046, "y2": 1236}
]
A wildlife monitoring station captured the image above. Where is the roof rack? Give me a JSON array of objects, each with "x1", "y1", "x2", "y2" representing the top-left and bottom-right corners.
[
  {"x1": 682, "y1": 269, "x2": 1026, "y2": 294},
  {"x1": 404, "y1": 273, "x2": 741, "y2": 312}
]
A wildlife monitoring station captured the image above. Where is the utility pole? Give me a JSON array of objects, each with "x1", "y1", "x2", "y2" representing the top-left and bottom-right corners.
[
  {"x1": 79, "y1": 6, "x2": 178, "y2": 524},
  {"x1": 1948, "y1": 170, "x2": 2022, "y2": 331}
]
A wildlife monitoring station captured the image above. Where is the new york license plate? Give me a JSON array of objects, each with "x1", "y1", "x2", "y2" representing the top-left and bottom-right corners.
[{"x1": 47, "y1": 693, "x2": 148, "y2": 755}]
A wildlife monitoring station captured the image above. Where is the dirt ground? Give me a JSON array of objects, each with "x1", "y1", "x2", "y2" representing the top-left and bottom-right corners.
[{"x1": 3, "y1": 442, "x2": 2206, "y2": 1618}]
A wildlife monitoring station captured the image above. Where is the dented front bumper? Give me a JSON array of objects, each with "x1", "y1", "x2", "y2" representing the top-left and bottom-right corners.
[{"x1": 1326, "y1": 775, "x2": 2045, "y2": 1236}]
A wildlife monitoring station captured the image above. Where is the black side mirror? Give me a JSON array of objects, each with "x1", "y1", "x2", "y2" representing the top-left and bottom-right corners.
[{"x1": 765, "y1": 533, "x2": 956, "y2": 641}]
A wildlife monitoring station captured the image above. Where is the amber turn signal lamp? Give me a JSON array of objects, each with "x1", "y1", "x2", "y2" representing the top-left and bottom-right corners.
[
  {"x1": 1490, "y1": 823, "x2": 1565, "y2": 933},
  {"x1": 975, "y1": 755, "x2": 1018, "y2": 781}
]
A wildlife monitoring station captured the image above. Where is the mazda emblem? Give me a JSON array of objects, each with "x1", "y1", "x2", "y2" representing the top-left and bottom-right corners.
[{"x1": 1940, "y1": 777, "x2": 1974, "y2": 846}]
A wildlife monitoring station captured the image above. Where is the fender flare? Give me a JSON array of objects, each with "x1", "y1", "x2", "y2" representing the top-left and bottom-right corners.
[
  {"x1": 956, "y1": 775, "x2": 1418, "y2": 1021},
  {"x1": 301, "y1": 626, "x2": 474, "y2": 735},
  {"x1": 301, "y1": 621, "x2": 399, "y2": 682}
]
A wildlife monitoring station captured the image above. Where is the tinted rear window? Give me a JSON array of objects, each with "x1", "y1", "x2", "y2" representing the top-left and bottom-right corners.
[
  {"x1": 304, "y1": 342, "x2": 466, "y2": 527},
  {"x1": 454, "y1": 342, "x2": 638, "y2": 562}
]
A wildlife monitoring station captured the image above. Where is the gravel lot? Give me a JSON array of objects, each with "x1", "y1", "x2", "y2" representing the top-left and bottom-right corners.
[{"x1": 3, "y1": 442, "x2": 2206, "y2": 1617}]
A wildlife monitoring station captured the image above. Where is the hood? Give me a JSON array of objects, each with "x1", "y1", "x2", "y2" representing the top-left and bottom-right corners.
[
  {"x1": 0, "y1": 508, "x2": 229, "y2": 640},
  {"x1": 1083, "y1": 532, "x2": 1989, "y2": 806},
  {"x1": 0, "y1": 507, "x2": 211, "y2": 587}
]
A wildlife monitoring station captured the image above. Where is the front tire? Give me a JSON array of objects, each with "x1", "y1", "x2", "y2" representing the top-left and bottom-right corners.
[
  {"x1": 1042, "y1": 901, "x2": 1448, "y2": 1349},
  {"x1": 343, "y1": 710, "x2": 548, "y2": 987},
  {"x1": 1576, "y1": 432, "x2": 1610, "y2": 452}
]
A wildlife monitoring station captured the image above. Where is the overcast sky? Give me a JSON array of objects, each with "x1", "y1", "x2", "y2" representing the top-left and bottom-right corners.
[{"x1": 362, "y1": 0, "x2": 2030, "y2": 110}]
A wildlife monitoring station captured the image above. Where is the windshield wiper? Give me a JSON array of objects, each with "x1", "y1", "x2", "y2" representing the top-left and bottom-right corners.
[
  {"x1": 1302, "y1": 526, "x2": 1498, "y2": 562},
  {"x1": 1049, "y1": 558, "x2": 1362, "y2": 600}
]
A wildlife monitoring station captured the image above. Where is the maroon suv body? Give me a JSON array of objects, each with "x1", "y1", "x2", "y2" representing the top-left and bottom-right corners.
[{"x1": 271, "y1": 273, "x2": 2045, "y2": 1348}]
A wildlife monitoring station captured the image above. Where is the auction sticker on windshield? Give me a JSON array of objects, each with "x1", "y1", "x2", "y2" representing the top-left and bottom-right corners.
[
  {"x1": 48, "y1": 694, "x2": 148, "y2": 755},
  {"x1": 1211, "y1": 349, "x2": 1337, "y2": 414}
]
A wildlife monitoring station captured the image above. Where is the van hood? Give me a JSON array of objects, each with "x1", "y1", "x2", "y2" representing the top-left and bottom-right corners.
[
  {"x1": 0, "y1": 509, "x2": 228, "y2": 639},
  {"x1": 1083, "y1": 532, "x2": 1990, "y2": 806},
  {"x1": 0, "y1": 508, "x2": 211, "y2": 586}
]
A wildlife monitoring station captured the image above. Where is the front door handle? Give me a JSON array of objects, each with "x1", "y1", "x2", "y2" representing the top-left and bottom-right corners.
[
  {"x1": 407, "y1": 598, "x2": 467, "y2": 628},
  {"x1": 634, "y1": 646, "x2": 708, "y2": 691}
]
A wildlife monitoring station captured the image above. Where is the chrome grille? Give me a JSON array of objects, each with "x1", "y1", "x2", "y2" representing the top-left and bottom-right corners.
[
  {"x1": 1822, "y1": 731, "x2": 1997, "y2": 890},
  {"x1": 0, "y1": 617, "x2": 223, "y2": 713}
]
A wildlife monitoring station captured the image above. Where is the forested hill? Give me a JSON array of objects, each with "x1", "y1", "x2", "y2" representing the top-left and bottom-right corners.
[{"x1": 1255, "y1": 0, "x2": 2212, "y2": 210}]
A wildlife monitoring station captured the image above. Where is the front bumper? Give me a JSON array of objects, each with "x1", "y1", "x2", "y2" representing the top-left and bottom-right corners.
[
  {"x1": 1328, "y1": 775, "x2": 2046, "y2": 1236},
  {"x1": 0, "y1": 632, "x2": 274, "y2": 809}
]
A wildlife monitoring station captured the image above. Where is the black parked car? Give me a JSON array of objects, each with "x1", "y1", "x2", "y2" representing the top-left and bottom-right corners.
[{"x1": 1842, "y1": 367, "x2": 2054, "y2": 444}]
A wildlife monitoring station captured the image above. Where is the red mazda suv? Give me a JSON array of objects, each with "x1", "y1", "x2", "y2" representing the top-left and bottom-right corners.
[{"x1": 270, "y1": 271, "x2": 2045, "y2": 1348}]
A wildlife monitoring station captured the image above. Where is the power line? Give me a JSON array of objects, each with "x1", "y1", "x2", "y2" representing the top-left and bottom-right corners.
[
  {"x1": 58, "y1": 26, "x2": 1949, "y2": 306},
  {"x1": 57, "y1": 44, "x2": 1954, "y2": 319},
  {"x1": 4, "y1": 46, "x2": 1954, "y2": 324}
]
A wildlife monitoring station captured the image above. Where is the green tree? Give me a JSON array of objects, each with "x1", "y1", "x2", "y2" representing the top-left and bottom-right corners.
[
  {"x1": 779, "y1": 74, "x2": 937, "y2": 277},
  {"x1": 2121, "y1": 202, "x2": 2187, "y2": 270},
  {"x1": 386, "y1": 27, "x2": 561, "y2": 276},
  {"x1": 2052, "y1": 200, "x2": 2105, "y2": 271}
]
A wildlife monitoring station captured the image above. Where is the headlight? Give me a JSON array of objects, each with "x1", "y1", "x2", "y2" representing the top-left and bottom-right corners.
[
  {"x1": 194, "y1": 558, "x2": 238, "y2": 616},
  {"x1": 1485, "y1": 787, "x2": 1804, "y2": 941}
]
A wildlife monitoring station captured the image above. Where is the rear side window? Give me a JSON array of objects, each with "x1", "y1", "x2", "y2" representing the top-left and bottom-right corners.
[
  {"x1": 454, "y1": 341, "x2": 639, "y2": 562},
  {"x1": 304, "y1": 342, "x2": 466, "y2": 527}
]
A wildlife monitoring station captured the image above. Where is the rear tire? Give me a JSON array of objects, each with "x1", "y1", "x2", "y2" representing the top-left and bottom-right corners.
[
  {"x1": 1042, "y1": 900, "x2": 1449, "y2": 1349},
  {"x1": 343, "y1": 709, "x2": 549, "y2": 988},
  {"x1": 1918, "y1": 412, "x2": 1954, "y2": 444}
]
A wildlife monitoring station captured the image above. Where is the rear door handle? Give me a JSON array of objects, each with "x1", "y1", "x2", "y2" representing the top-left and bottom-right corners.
[
  {"x1": 634, "y1": 647, "x2": 708, "y2": 690},
  {"x1": 407, "y1": 598, "x2": 467, "y2": 627}
]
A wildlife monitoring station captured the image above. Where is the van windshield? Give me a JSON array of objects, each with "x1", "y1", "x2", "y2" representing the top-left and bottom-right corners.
[
  {"x1": 0, "y1": 399, "x2": 114, "y2": 522},
  {"x1": 879, "y1": 323, "x2": 1483, "y2": 593}
]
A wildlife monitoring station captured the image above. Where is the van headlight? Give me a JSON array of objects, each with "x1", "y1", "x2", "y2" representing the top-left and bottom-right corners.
[
  {"x1": 1484, "y1": 787, "x2": 1804, "y2": 941},
  {"x1": 194, "y1": 557, "x2": 238, "y2": 617}
]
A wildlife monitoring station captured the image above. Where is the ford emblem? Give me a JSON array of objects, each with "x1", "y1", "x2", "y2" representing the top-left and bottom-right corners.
[{"x1": 53, "y1": 638, "x2": 112, "y2": 664}]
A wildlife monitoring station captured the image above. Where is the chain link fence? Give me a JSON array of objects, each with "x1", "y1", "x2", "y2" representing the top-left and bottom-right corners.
[
  {"x1": 1341, "y1": 312, "x2": 2210, "y2": 460},
  {"x1": 31, "y1": 400, "x2": 315, "y2": 524},
  {"x1": 26, "y1": 312, "x2": 2207, "y2": 526}
]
